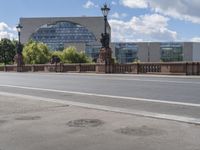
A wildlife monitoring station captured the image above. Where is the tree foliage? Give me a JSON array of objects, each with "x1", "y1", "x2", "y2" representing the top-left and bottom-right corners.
[
  {"x1": 23, "y1": 41, "x2": 51, "y2": 64},
  {"x1": 22, "y1": 41, "x2": 91, "y2": 64},
  {"x1": 51, "y1": 51, "x2": 63, "y2": 62},
  {"x1": 61, "y1": 47, "x2": 91, "y2": 63},
  {"x1": 0, "y1": 38, "x2": 16, "y2": 64},
  {"x1": 50, "y1": 51, "x2": 62, "y2": 64}
]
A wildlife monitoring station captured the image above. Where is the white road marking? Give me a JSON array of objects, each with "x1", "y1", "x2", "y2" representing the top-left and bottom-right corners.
[
  {"x1": 6, "y1": 72, "x2": 200, "y2": 79},
  {"x1": 65, "y1": 72, "x2": 200, "y2": 79},
  {"x1": 2, "y1": 72, "x2": 200, "y2": 85},
  {"x1": 57, "y1": 73, "x2": 200, "y2": 80},
  {"x1": 0, "y1": 84, "x2": 200, "y2": 107},
  {"x1": 1, "y1": 73, "x2": 200, "y2": 85},
  {"x1": 95, "y1": 77, "x2": 200, "y2": 85},
  {"x1": 0, "y1": 91, "x2": 200, "y2": 125}
]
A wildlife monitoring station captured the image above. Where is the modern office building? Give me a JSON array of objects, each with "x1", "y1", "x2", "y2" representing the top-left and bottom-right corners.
[
  {"x1": 112, "y1": 42, "x2": 200, "y2": 63},
  {"x1": 20, "y1": 17, "x2": 200, "y2": 63},
  {"x1": 20, "y1": 17, "x2": 110, "y2": 51},
  {"x1": 113, "y1": 43, "x2": 139, "y2": 64}
]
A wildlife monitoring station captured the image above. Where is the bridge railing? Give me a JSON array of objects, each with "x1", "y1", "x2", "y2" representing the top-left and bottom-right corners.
[
  {"x1": 0, "y1": 62, "x2": 199, "y2": 75},
  {"x1": 138, "y1": 63, "x2": 161, "y2": 73}
]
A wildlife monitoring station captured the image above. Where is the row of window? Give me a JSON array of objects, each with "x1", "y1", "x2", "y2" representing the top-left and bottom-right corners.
[
  {"x1": 85, "y1": 44, "x2": 184, "y2": 64},
  {"x1": 36, "y1": 30, "x2": 92, "y2": 34},
  {"x1": 115, "y1": 43, "x2": 139, "y2": 64},
  {"x1": 33, "y1": 35, "x2": 95, "y2": 40},
  {"x1": 30, "y1": 21, "x2": 184, "y2": 63},
  {"x1": 31, "y1": 21, "x2": 96, "y2": 50},
  {"x1": 160, "y1": 44, "x2": 183, "y2": 62},
  {"x1": 85, "y1": 44, "x2": 101, "y2": 61}
]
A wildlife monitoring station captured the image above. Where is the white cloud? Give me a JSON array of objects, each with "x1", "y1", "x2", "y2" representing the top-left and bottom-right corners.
[
  {"x1": 121, "y1": 0, "x2": 200, "y2": 24},
  {"x1": 190, "y1": 37, "x2": 200, "y2": 42},
  {"x1": 0, "y1": 31, "x2": 14, "y2": 39},
  {"x1": 0, "y1": 22, "x2": 16, "y2": 40},
  {"x1": 121, "y1": 0, "x2": 148, "y2": 8},
  {"x1": 109, "y1": 14, "x2": 177, "y2": 42},
  {"x1": 0, "y1": 22, "x2": 9, "y2": 31},
  {"x1": 111, "y1": 1, "x2": 117, "y2": 5},
  {"x1": 149, "y1": 0, "x2": 200, "y2": 24},
  {"x1": 83, "y1": 0, "x2": 98, "y2": 9},
  {"x1": 111, "y1": 12, "x2": 127, "y2": 19}
]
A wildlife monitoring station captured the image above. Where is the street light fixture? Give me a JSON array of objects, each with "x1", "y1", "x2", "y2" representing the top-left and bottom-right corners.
[
  {"x1": 101, "y1": 3, "x2": 110, "y2": 35},
  {"x1": 15, "y1": 23, "x2": 23, "y2": 72},
  {"x1": 16, "y1": 24, "x2": 23, "y2": 54}
]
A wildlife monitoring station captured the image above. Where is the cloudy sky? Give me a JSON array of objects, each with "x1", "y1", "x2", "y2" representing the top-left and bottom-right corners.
[{"x1": 0, "y1": 0, "x2": 200, "y2": 42}]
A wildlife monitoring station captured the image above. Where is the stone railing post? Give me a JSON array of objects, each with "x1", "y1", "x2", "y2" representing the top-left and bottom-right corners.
[
  {"x1": 76, "y1": 64, "x2": 81, "y2": 72},
  {"x1": 31, "y1": 65, "x2": 35, "y2": 72},
  {"x1": 137, "y1": 63, "x2": 140, "y2": 74}
]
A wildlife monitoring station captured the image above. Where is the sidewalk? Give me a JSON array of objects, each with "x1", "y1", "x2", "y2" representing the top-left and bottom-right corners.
[{"x1": 0, "y1": 95, "x2": 200, "y2": 150}]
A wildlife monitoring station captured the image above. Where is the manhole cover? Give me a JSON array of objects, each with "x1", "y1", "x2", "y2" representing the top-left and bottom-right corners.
[
  {"x1": 115, "y1": 126, "x2": 164, "y2": 136},
  {"x1": 67, "y1": 119, "x2": 104, "y2": 127},
  {"x1": 15, "y1": 116, "x2": 41, "y2": 121}
]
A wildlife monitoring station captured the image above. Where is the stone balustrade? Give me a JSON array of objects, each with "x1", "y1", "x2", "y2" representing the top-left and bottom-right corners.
[{"x1": 0, "y1": 62, "x2": 200, "y2": 75}]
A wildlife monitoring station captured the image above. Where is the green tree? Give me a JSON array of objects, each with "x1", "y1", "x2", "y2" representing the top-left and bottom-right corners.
[
  {"x1": 23, "y1": 40, "x2": 50, "y2": 64},
  {"x1": 0, "y1": 38, "x2": 16, "y2": 65},
  {"x1": 78, "y1": 51, "x2": 92, "y2": 63},
  {"x1": 51, "y1": 50, "x2": 63, "y2": 62},
  {"x1": 62, "y1": 47, "x2": 91, "y2": 63}
]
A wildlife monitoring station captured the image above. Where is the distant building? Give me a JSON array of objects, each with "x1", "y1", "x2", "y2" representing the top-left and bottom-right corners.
[
  {"x1": 112, "y1": 42, "x2": 200, "y2": 63},
  {"x1": 20, "y1": 17, "x2": 200, "y2": 63},
  {"x1": 20, "y1": 17, "x2": 110, "y2": 52}
]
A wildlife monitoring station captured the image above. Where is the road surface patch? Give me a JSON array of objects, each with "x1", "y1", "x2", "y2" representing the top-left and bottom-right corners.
[
  {"x1": 15, "y1": 116, "x2": 41, "y2": 121},
  {"x1": 115, "y1": 125, "x2": 165, "y2": 136},
  {"x1": 0, "y1": 120, "x2": 7, "y2": 126},
  {"x1": 67, "y1": 119, "x2": 104, "y2": 127}
]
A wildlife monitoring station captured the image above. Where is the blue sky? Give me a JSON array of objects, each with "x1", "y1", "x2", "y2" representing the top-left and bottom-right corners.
[{"x1": 0, "y1": 0, "x2": 200, "y2": 42}]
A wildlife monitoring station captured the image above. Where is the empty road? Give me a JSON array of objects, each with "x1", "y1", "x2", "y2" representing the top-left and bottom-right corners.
[{"x1": 0, "y1": 72, "x2": 200, "y2": 124}]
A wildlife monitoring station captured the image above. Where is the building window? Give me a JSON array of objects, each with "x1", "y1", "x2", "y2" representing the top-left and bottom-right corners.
[
  {"x1": 30, "y1": 21, "x2": 96, "y2": 50},
  {"x1": 85, "y1": 43, "x2": 101, "y2": 62},
  {"x1": 115, "y1": 43, "x2": 139, "y2": 64},
  {"x1": 160, "y1": 43, "x2": 183, "y2": 62}
]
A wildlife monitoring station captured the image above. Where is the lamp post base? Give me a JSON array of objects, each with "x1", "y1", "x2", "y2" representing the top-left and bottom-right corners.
[
  {"x1": 14, "y1": 54, "x2": 24, "y2": 72},
  {"x1": 97, "y1": 47, "x2": 113, "y2": 73}
]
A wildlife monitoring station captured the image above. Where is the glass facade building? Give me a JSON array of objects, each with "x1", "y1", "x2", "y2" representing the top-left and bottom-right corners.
[
  {"x1": 160, "y1": 43, "x2": 183, "y2": 62},
  {"x1": 115, "y1": 43, "x2": 139, "y2": 64},
  {"x1": 31, "y1": 21, "x2": 97, "y2": 50},
  {"x1": 20, "y1": 17, "x2": 200, "y2": 63},
  {"x1": 85, "y1": 43, "x2": 101, "y2": 62}
]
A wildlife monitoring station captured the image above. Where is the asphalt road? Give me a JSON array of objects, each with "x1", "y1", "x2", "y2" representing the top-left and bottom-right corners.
[
  {"x1": 0, "y1": 72, "x2": 200, "y2": 123},
  {"x1": 1, "y1": 95, "x2": 200, "y2": 150}
]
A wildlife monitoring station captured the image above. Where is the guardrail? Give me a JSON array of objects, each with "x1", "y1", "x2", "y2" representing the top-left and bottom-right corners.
[{"x1": 0, "y1": 62, "x2": 200, "y2": 75}]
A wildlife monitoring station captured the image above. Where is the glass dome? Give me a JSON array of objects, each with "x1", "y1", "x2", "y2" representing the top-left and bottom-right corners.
[{"x1": 31, "y1": 21, "x2": 97, "y2": 50}]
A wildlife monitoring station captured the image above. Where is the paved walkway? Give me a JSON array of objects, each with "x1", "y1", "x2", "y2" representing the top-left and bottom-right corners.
[{"x1": 0, "y1": 95, "x2": 200, "y2": 150}]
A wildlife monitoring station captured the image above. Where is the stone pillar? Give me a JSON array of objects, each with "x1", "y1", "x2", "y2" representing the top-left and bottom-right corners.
[
  {"x1": 14, "y1": 54, "x2": 23, "y2": 72},
  {"x1": 97, "y1": 47, "x2": 113, "y2": 73}
]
